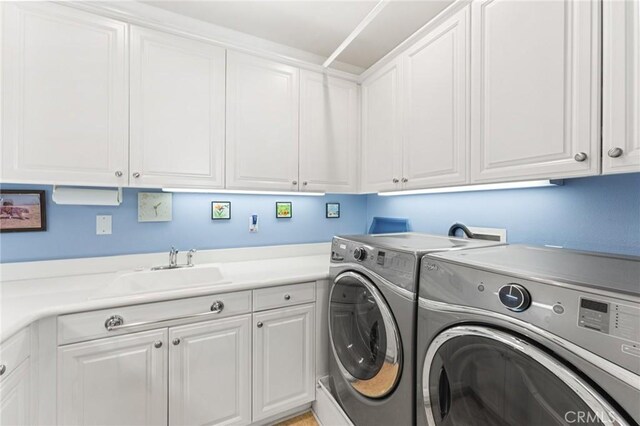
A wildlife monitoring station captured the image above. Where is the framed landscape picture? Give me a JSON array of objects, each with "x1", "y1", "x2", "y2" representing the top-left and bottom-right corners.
[
  {"x1": 0, "y1": 190, "x2": 47, "y2": 233},
  {"x1": 326, "y1": 202, "x2": 340, "y2": 218},
  {"x1": 211, "y1": 201, "x2": 231, "y2": 220},
  {"x1": 276, "y1": 202, "x2": 292, "y2": 218}
]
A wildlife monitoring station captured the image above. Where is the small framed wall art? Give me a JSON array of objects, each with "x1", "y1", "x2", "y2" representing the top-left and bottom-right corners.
[
  {"x1": 326, "y1": 202, "x2": 340, "y2": 218},
  {"x1": 276, "y1": 202, "x2": 292, "y2": 218},
  {"x1": 212, "y1": 201, "x2": 231, "y2": 220},
  {"x1": 0, "y1": 189, "x2": 47, "y2": 233}
]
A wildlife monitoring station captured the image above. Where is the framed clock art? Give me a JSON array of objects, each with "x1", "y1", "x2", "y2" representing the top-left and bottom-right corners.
[{"x1": 138, "y1": 192, "x2": 172, "y2": 222}]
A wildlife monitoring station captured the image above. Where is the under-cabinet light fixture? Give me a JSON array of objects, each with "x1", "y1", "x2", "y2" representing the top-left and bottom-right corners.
[
  {"x1": 377, "y1": 180, "x2": 562, "y2": 196},
  {"x1": 162, "y1": 188, "x2": 325, "y2": 197}
]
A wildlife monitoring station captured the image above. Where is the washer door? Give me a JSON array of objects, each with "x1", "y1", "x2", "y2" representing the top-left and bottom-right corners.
[
  {"x1": 329, "y1": 271, "x2": 402, "y2": 398},
  {"x1": 423, "y1": 325, "x2": 629, "y2": 426}
]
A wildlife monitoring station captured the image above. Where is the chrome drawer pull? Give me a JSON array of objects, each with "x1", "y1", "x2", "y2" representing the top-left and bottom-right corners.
[{"x1": 104, "y1": 300, "x2": 225, "y2": 331}]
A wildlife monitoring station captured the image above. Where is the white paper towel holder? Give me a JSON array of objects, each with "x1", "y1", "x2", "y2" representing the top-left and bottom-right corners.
[{"x1": 52, "y1": 185, "x2": 123, "y2": 206}]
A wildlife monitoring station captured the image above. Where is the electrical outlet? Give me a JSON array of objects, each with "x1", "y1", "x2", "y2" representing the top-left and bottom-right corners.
[{"x1": 96, "y1": 215, "x2": 112, "y2": 235}]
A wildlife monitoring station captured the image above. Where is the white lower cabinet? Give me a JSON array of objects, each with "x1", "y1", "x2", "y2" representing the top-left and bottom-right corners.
[
  {"x1": 0, "y1": 360, "x2": 31, "y2": 426},
  {"x1": 58, "y1": 329, "x2": 168, "y2": 426},
  {"x1": 169, "y1": 315, "x2": 252, "y2": 426},
  {"x1": 252, "y1": 304, "x2": 315, "y2": 422}
]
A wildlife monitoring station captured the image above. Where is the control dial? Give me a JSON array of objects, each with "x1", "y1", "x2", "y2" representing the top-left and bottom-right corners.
[
  {"x1": 498, "y1": 284, "x2": 531, "y2": 312},
  {"x1": 353, "y1": 247, "x2": 367, "y2": 261}
]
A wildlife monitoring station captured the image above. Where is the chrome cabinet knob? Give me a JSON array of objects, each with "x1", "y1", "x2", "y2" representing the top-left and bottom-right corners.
[
  {"x1": 257, "y1": 322, "x2": 263, "y2": 328},
  {"x1": 210, "y1": 301, "x2": 224, "y2": 313},
  {"x1": 133, "y1": 172, "x2": 141, "y2": 178},
  {"x1": 303, "y1": 181, "x2": 308, "y2": 186},
  {"x1": 172, "y1": 338, "x2": 181, "y2": 346},
  {"x1": 284, "y1": 294, "x2": 291, "y2": 301},
  {"x1": 105, "y1": 315, "x2": 124, "y2": 331},
  {"x1": 115, "y1": 171, "x2": 123, "y2": 177},
  {"x1": 574, "y1": 152, "x2": 588, "y2": 162},
  {"x1": 608, "y1": 147, "x2": 623, "y2": 158},
  {"x1": 392, "y1": 178, "x2": 399, "y2": 183},
  {"x1": 292, "y1": 180, "x2": 298, "y2": 185},
  {"x1": 0, "y1": 365, "x2": 6, "y2": 376},
  {"x1": 401, "y1": 177, "x2": 408, "y2": 183},
  {"x1": 154, "y1": 341, "x2": 163, "y2": 349}
]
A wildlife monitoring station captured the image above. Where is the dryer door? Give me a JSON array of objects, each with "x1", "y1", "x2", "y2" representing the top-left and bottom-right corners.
[
  {"x1": 329, "y1": 271, "x2": 402, "y2": 399},
  {"x1": 422, "y1": 325, "x2": 629, "y2": 426}
]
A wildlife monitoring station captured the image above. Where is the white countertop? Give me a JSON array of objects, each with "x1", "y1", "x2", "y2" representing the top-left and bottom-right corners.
[{"x1": 0, "y1": 243, "x2": 331, "y2": 342}]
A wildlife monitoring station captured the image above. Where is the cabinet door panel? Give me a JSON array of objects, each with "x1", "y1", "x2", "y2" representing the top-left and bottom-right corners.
[
  {"x1": 58, "y1": 329, "x2": 168, "y2": 426},
  {"x1": 470, "y1": 0, "x2": 600, "y2": 182},
  {"x1": 1, "y1": 2, "x2": 128, "y2": 187},
  {"x1": 169, "y1": 315, "x2": 251, "y2": 426},
  {"x1": 130, "y1": 26, "x2": 226, "y2": 188},
  {"x1": 0, "y1": 360, "x2": 31, "y2": 426},
  {"x1": 226, "y1": 52, "x2": 299, "y2": 191},
  {"x1": 603, "y1": 0, "x2": 640, "y2": 174},
  {"x1": 360, "y1": 60, "x2": 403, "y2": 193},
  {"x1": 299, "y1": 71, "x2": 359, "y2": 193},
  {"x1": 253, "y1": 304, "x2": 315, "y2": 422},
  {"x1": 403, "y1": 7, "x2": 469, "y2": 189}
]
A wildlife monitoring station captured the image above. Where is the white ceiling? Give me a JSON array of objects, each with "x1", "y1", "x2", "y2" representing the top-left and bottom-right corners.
[{"x1": 142, "y1": 0, "x2": 454, "y2": 70}]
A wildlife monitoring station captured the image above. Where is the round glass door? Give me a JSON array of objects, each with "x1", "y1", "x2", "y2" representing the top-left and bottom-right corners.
[
  {"x1": 423, "y1": 326, "x2": 628, "y2": 426},
  {"x1": 329, "y1": 271, "x2": 402, "y2": 398}
]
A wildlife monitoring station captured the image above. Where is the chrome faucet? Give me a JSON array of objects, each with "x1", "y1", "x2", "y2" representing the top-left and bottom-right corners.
[
  {"x1": 169, "y1": 246, "x2": 179, "y2": 268},
  {"x1": 151, "y1": 247, "x2": 196, "y2": 271}
]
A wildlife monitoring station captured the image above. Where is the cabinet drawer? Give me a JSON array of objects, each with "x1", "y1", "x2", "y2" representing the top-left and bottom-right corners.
[
  {"x1": 58, "y1": 291, "x2": 252, "y2": 345},
  {"x1": 253, "y1": 282, "x2": 315, "y2": 311},
  {"x1": 0, "y1": 327, "x2": 30, "y2": 381}
]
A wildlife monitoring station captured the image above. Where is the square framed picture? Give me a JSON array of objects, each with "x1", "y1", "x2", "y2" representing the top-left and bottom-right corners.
[
  {"x1": 326, "y1": 202, "x2": 340, "y2": 218},
  {"x1": 276, "y1": 202, "x2": 292, "y2": 218},
  {"x1": 0, "y1": 189, "x2": 47, "y2": 233},
  {"x1": 211, "y1": 201, "x2": 231, "y2": 220}
]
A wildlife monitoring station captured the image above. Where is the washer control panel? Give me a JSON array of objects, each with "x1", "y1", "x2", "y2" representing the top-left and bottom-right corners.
[{"x1": 579, "y1": 297, "x2": 640, "y2": 344}]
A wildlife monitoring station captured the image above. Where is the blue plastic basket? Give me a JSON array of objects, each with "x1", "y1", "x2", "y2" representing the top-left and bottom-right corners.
[{"x1": 368, "y1": 217, "x2": 410, "y2": 234}]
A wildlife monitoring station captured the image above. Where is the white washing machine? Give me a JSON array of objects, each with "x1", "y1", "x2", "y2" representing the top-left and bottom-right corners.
[{"x1": 417, "y1": 245, "x2": 640, "y2": 425}]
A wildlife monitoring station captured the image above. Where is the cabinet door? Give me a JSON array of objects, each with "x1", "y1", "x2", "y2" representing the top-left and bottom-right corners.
[
  {"x1": 603, "y1": 0, "x2": 640, "y2": 174},
  {"x1": 299, "y1": 71, "x2": 359, "y2": 193},
  {"x1": 1, "y1": 2, "x2": 128, "y2": 187},
  {"x1": 226, "y1": 52, "x2": 300, "y2": 191},
  {"x1": 0, "y1": 360, "x2": 31, "y2": 426},
  {"x1": 253, "y1": 304, "x2": 315, "y2": 422},
  {"x1": 169, "y1": 315, "x2": 251, "y2": 426},
  {"x1": 361, "y1": 60, "x2": 403, "y2": 193},
  {"x1": 58, "y1": 329, "x2": 168, "y2": 426},
  {"x1": 130, "y1": 26, "x2": 226, "y2": 188},
  {"x1": 402, "y1": 7, "x2": 470, "y2": 189},
  {"x1": 470, "y1": 0, "x2": 600, "y2": 183}
]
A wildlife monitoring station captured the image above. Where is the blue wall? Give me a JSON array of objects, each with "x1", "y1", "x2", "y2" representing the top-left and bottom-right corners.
[
  {"x1": 1, "y1": 173, "x2": 638, "y2": 263},
  {"x1": 0, "y1": 185, "x2": 367, "y2": 263},
  {"x1": 367, "y1": 173, "x2": 640, "y2": 256}
]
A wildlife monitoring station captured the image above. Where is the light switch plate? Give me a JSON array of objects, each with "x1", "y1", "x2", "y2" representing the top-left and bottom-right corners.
[
  {"x1": 138, "y1": 192, "x2": 172, "y2": 222},
  {"x1": 96, "y1": 215, "x2": 112, "y2": 235}
]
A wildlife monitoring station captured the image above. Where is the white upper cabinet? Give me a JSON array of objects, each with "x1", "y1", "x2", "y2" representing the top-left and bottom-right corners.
[
  {"x1": 226, "y1": 52, "x2": 300, "y2": 191},
  {"x1": 402, "y1": 7, "x2": 470, "y2": 189},
  {"x1": 603, "y1": 0, "x2": 640, "y2": 174},
  {"x1": 299, "y1": 71, "x2": 359, "y2": 193},
  {"x1": 1, "y1": 2, "x2": 128, "y2": 187},
  {"x1": 130, "y1": 26, "x2": 226, "y2": 188},
  {"x1": 361, "y1": 59, "x2": 403, "y2": 193},
  {"x1": 58, "y1": 329, "x2": 168, "y2": 426},
  {"x1": 169, "y1": 315, "x2": 251, "y2": 426},
  {"x1": 470, "y1": 0, "x2": 600, "y2": 183}
]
